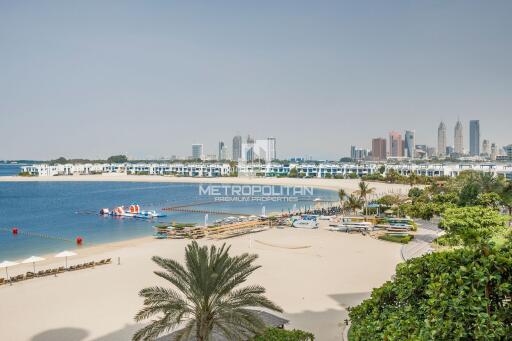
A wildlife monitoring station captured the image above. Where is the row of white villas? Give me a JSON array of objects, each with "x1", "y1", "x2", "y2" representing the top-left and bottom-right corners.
[{"x1": 21, "y1": 162, "x2": 512, "y2": 179}]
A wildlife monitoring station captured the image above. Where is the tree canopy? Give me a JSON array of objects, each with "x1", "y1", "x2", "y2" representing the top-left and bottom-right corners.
[
  {"x1": 349, "y1": 243, "x2": 512, "y2": 340},
  {"x1": 107, "y1": 154, "x2": 128, "y2": 163}
]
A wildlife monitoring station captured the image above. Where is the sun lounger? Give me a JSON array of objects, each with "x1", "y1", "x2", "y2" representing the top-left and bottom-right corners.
[
  {"x1": 69, "y1": 265, "x2": 76, "y2": 270},
  {"x1": 88, "y1": 262, "x2": 94, "y2": 267},
  {"x1": 58, "y1": 267, "x2": 65, "y2": 273},
  {"x1": 94, "y1": 261, "x2": 102, "y2": 266},
  {"x1": 13, "y1": 274, "x2": 24, "y2": 282},
  {"x1": 51, "y1": 269, "x2": 58, "y2": 275},
  {"x1": 105, "y1": 258, "x2": 112, "y2": 263},
  {"x1": 26, "y1": 272, "x2": 35, "y2": 279},
  {"x1": 98, "y1": 260, "x2": 106, "y2": 265},
  {"x1": 44, "y1": 270, "x2": 52, "y2": 275}
]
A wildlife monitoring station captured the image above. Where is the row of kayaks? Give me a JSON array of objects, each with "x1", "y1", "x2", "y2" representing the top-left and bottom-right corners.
[{"x1": 99, "y1": 204, "x2": 166, "y2": 219}]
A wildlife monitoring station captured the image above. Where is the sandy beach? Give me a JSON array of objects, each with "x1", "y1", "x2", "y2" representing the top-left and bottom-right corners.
[
  {"x1": 0, "y1": 174, "x2": 414, "y2": 195},
  {"x1": 0, "y1": 224, "x2": 401, "y2": 341},
  {"x1": 0, "y1": 176, "x2": 410, "y2": 340}
]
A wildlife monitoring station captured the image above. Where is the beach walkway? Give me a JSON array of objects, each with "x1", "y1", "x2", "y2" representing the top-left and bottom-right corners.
[{"x1": 401, "y1": 220, "x2": 442, "y2": 261}]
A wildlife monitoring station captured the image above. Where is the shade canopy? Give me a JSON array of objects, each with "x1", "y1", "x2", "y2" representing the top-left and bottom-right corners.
[
  {"x1": 22, "y1": 256, "x2": 45, "y2": 264},
  {"x1": 0, "y1": 260, "x2": 19, "y2": 268},
  {"x1": 55, "y1": 251, "x2": 77, "y2": 258}
]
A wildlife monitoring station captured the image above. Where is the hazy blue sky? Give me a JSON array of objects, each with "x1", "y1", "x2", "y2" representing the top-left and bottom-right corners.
[{"x1": 1, "y1": 1, "x2": 511, "y2": 160}]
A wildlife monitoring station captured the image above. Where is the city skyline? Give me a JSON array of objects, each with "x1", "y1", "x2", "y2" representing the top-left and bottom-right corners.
[{"x1": 1, "y1": 2, "x2": 511, "y2": 160}]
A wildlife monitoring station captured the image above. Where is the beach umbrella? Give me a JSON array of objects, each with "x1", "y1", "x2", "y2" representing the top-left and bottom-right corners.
[
  {"x1": 0, "y1": 260, "x2": 19, "y2": 281},
  {"x1": 21, "y1": 256, "x2": 46, "y2": 273},
  {"x1": 55, "y1": 251, "x2": 77, "y2": 268}
]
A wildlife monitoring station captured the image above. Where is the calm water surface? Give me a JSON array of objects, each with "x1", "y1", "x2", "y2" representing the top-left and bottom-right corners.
[{"x1": 0, "y1": 181, "x2": 336, "y2": 260}]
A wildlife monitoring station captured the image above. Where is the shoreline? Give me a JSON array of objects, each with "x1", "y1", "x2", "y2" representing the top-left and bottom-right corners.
[
  {"x1": 1, "y1": 175, "x2": 414, "y2": 263},
  {"x1": 0, "y1": 174, "x2": 415, "y2": 194},
  {"x1": 0, "y1": 176, "x2": 412, "y2": 340}
]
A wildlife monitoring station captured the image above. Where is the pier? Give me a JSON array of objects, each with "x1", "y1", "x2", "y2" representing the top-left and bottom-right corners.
[{"x1": 162, "y1": 206, "x2": 251, "y2": 216}]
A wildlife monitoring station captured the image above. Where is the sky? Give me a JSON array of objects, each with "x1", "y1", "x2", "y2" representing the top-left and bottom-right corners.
[{"x1": 1, "y1": 1, "x2": 511, "y2": 160}]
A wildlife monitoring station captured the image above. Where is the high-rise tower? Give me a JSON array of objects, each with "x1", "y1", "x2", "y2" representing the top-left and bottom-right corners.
[
  {"x1": 454, "y1": 119, "x2": 464, "y2": 154},
  {"x1": 469, "y1": 120, "x2": 480, "y2": 156},
  {"x1": 437, "y1": 121, "x2": 447, "y2": 157}
]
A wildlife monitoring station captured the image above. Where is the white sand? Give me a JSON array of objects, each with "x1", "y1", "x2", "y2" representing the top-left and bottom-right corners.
[
  {"x1": 0, "y1": 176, "x2": 409, "y2": 340},
  {"x1": 0, "y1": 174, "x2": 414, "y2": 195},
  {"x1": 0, "y1": 225, "x2": 402, "y2": 341}
]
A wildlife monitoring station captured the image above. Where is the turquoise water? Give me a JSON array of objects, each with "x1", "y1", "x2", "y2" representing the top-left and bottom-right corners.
[
  {"x1": 0, "y1": 164, "x2": 22, "y2": 176},
  {"x1": 0, "y1": 181, "x2": 336, "y2": 260}
]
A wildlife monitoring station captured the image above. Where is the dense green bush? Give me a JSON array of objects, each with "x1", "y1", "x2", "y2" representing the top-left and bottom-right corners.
[
  {"x1": 349, "y1": 243, "x2": 512, "y2": 340},
  {"x1": 252, "y1": 328, "x2": 314, "y2": 340},
  {"x1": 378, "y1": 234, "x2": 413, "y2": 244}
]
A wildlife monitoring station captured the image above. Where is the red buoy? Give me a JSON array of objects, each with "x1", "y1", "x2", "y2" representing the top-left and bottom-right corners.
[
  {"x1": 12, "y1": 227, "x2": 18, "y2": 235},
  {"x1": 76, "y1": 237, "x2": 83, "y2": 245}
]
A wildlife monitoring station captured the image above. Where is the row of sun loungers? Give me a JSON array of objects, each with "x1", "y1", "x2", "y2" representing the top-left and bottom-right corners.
[{"x1": 0, "y1": 258, "x2": 112, "y2": 285}]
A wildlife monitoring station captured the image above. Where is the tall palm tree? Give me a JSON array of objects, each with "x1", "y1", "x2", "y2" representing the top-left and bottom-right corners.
[
  {"x1": 355, "y1": 181, "x2": 375, "y2": 215},
  {"x1": 338, "y1": 188, "x2": 347, "y2": 213},
  {"x1": 133, "y1": 241, "x2": 282, "y2": 341},
  {"x1": 344, "y1": 194, "x2": 363, "y2": 215}
]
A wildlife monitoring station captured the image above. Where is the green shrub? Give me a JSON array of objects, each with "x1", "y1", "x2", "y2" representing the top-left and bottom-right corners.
[
  {"x1": 251, "y1": 328, "x2": 314, "y2": 340},
  {"x1": 378, "y1": 234, "x2": 413, "y2": 244},
  {"x1": 349, "y1": 243, "x2": 512, "y2": 340}
]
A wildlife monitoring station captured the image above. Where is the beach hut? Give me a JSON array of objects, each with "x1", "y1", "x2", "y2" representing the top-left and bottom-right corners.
[
  {"x1": 21, "y1": 256, "x2": 45, "y2": 273},
  {"x1": 0, "y1": 260, "x2": 19, "y2": 282},
  {"x1": 55, "y1": 251, "x2": 77, "y2": 269}
]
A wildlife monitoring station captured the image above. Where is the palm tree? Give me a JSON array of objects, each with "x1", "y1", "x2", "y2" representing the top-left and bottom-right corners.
[
  {"x1": 133, "y1": 241, "x2": 282, "y2": 341},
  {"x1": 355, "y1": 181, "x2": 375, "y2": 215},
  {"x1": 344, "y1": 194, "x2": 363, "y2": 215},
  {"x1": 338, "y1": 188, "x2": 347, "y2": 213}
]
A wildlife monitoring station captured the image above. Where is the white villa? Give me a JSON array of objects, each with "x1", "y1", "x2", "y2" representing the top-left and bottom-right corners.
[{"x1": 20, "y1": 162, "x2": 512, "y2": 180}]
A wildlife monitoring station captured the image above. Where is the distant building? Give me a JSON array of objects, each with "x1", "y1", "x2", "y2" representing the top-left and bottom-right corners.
[
  {"x1": 437, "y1": 121, "x2": 447, "y2": 157},
  {"x1": 404, "y1": 130, "x2": 416, "y2": 158},
  {"x1": 491, "y1": 143, "x2": 497, "y2": 161},
  {"x1": 267, "y1": 137, "x2": 277, "y2": 161},
  {"x1": 191, "y1": 144, "x2": 204, "y2": 160},
  {"x1": 469, "y1": 120, "x2": 480, "y2": 156},
  {"x1": 232, "y1": 135, "x2": 242, "y2": 161},
  {"x1": 504, "y1": 145, "x2": 512, "y2": 161},
  {"x1": 427, "y1": 147, "x2": 436, "y2": 158},
  {"x1": 218, "y1": 141, "x2": 229, "y2": 161},
  {"x1": 372, "y1": 138, "x2": 387, "y2": 161},
  {"x1": 454, "y1": 119, "x2": 464, "y2": 154},
  {"x1": 389, "y1": 131, "x2": 403, "y2": 157},
  {"x1": 350, "y1": 146, "x2": 369, "y2": 161},
  {"x1": 446, "y1": 146, "x2": 454, "y2": 156},
  {"x1": 482, "y1": 139, "x2": 490, "y2": 156},
  {"x1": 218, "y1": 141, "x2": 225, "y2": 161}
]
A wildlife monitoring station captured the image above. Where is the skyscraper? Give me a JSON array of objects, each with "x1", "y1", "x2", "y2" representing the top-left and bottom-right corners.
[
  {"x1": 454, "y1": 119, "x2": 464, "y2": 154},
  {"x1": 482, "y1": 139, "x2": 490, "y2": 156},
  {"x1": 191, "y1": 144, "x2": 203, "y2": 160},
  {"x1": 404, "y1": 130, "x2": 415, "y2": 158},
  {"x1": 232, "y1": 135, "x2": 242, "y2": 161},
  {"x1": 218, "y1": 141, "x2": 225, "y2": 161},
  {"x1": 437, "y1": 121, "x2": 447, "y2": 157},
  {"x1": 372, "y1": 138, "x2": 387, "y2": 161},
  {"x1": 267, "y1": 137, "x2": 277, "y2": 161},
  {"x1": 389, "y1": 131, "x2": 403, "y2": 157},
  {"x1": 469, "y1": 120, "x2": 480, "y2": 156}
]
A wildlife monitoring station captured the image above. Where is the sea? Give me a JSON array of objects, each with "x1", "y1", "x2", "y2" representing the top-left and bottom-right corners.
[{"x1": 0, "y1": 165, "x2": 337, "y2": 260}]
